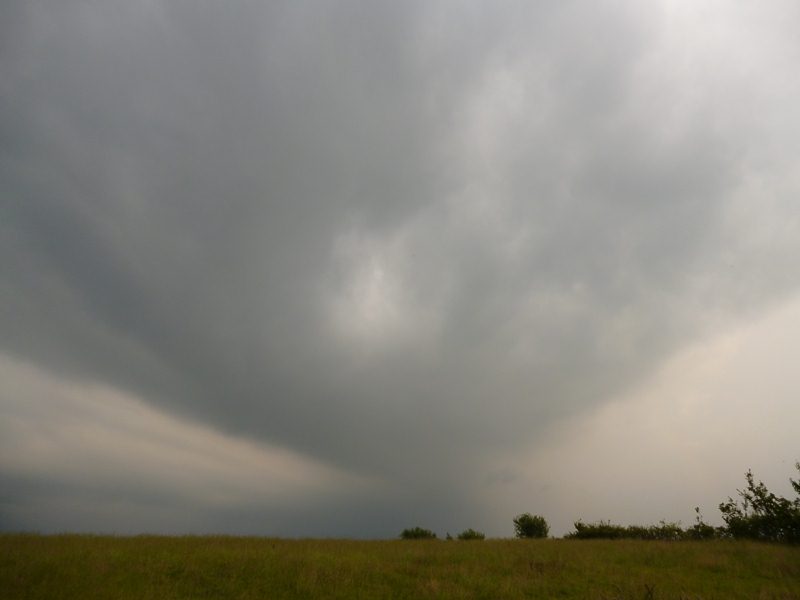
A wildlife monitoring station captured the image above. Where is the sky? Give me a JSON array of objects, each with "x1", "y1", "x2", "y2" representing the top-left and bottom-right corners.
[{"x1": 1, "y1": 0, "x2": 799, "y2": 538}]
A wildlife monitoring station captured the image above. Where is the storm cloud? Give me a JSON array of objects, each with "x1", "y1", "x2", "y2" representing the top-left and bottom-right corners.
[{"x1": 2, "y1": 0, "x2": 799, "y2": 536}]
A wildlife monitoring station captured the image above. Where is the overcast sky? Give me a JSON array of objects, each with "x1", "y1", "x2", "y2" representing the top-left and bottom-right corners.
[{"x1": 2, "y1": 0, "x2": 799, "y2": 538}]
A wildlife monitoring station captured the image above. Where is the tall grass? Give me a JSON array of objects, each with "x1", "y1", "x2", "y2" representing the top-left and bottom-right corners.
[{"x1": 2, "y1": 534, "x2": 799, "y2": 599}]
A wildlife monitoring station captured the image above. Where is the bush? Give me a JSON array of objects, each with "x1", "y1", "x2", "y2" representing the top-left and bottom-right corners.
[
  {"x1": 399, "y1": 526, "x2": 437, "y2": 540},
  {"x1": 457, "y1": 528, "x2": 485, "y2": 540},
  {"x1": 644, "y1": 521, "x2": 685, "y2": 541},
  {"x1": 718, "y1": 463, "x2": 800, "y2": 544},
  {"x1": 513, "y1": 513, "x2": 549, "y2": 538},
  {"x1": 685, "y1": 507, "x2": 719, "y2": 540},
  {"x1": 565, "y1": 520, "x2": 686, "y2": 540},
  {"x1": 565, "y1": 520, "x2": 626, "y2": 540},
  {"x1": 685, "y1": 521, "x2": 718, "y2": 540}
]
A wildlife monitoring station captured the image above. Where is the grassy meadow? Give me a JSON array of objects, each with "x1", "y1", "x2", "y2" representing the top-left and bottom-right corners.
[{"x1": 2, "y1": 534, "x2": 799, "y2": 599}]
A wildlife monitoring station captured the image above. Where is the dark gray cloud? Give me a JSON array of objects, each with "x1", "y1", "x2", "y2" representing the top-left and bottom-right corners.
[{"x1": 2, "y1": 0, "x2": 799, "y2": 536}]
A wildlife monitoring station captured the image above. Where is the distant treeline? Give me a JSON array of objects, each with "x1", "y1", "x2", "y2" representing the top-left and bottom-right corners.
[
  {"x1": 402, "y1": 462, "x2": 800, "y2": 544},
  {"x1": 566, "y1": 518, "x2": 710, "y2": 541}
]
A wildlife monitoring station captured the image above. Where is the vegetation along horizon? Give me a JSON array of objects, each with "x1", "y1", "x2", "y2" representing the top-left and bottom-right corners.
[{"x1": 2, "y1": 464, "x2": 800, "y2": 598}]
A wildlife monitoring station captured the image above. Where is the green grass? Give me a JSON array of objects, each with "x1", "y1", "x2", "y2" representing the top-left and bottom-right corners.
[{"x1": 2, "y1": 534, "x2": 799, "y2": 599}]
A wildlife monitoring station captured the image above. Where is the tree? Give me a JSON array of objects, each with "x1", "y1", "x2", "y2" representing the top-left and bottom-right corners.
[
  {"x1": 513, "y1": 513, "x2": 549, "y2": 538},
  {"x1": 399, "y1": 526, "x2": 437, "y2": 540},
  {"x1": 718, "y1": 463, "x2": 800, "y2": 543}
]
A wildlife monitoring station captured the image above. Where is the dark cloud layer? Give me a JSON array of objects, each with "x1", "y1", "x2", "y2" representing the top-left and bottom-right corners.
[{"x1": 2, "y1": 1, "x2": 799, "y2": 535}]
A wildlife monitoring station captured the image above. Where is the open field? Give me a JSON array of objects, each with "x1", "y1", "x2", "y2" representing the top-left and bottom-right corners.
[{"x1": 2, "y1": 534, "x2": 799, "y2": 599}]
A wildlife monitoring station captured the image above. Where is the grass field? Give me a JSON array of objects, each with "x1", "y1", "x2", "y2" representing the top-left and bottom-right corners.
[{"x1": 2, "y1": 534, "x2": 799, "y2": 599}]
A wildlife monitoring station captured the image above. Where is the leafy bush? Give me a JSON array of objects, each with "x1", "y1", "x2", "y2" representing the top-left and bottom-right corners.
[
  {"x1": 565, "y1": 520, "x2": 685, "y2": 540},
  {"x1": 513, "y1": 513, "x2": 549, "y2": 538},
  {"x1": 564, "y1": 463, "x2": 800, "y2": 544},
  {"x1": 685, "y1": 521, "x2": 718, "y2": 540},
  {"x1": 685, "y1": 507, "x2": 719, "y2": 540},
  {"x1": 457, "y1": 528, "x2": 485, "y2": 540},
  {"x1": 718, "y1": 463, "x2": 800, "y2": 544},
  {"x1": 643, "y1": 521, "x2": 685, "y2": 541},
  {"x1": 399, "y1": 526, "x2": 437, "y2": 540},
  {"x1": 565, "y1": 520, "x2": 626, "y2": 540}
]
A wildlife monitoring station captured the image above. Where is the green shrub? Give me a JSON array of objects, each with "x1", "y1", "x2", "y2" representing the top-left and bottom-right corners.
[
  {"x1": 565, "y1": 520, "x2": 626, "y2": 540},
  {"x1": 718, "y1": 463, "x2": 800, "y2": 544},
  {"x1": 457, "y1": 528, "x2": 485, "y2": 540},
  {"x1": 685, "y1": 507, "x2": 719, "y2": 540},
  {"x1": 399, "y1": 527, "x2": 437, "y2": 540},
  {"x1": 513, "y1": 513, "x2": 549, "y2": 538},
  {"x1": 645, "y1": 521, "x2": 685, "y2": 541},
  {"x1": 565, "y1": 520, "x2": 686, "y2": 540}
]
